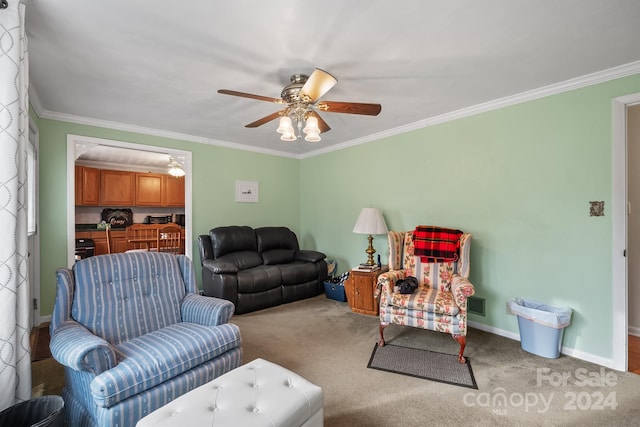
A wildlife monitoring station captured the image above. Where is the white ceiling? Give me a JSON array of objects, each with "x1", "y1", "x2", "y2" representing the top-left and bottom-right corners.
[
  {"x1": 25, "y1": 0, "x2": 640, "y2": 162},
  {"x1": 74, "y1": 142, "x2": 181, "y2": 173}
]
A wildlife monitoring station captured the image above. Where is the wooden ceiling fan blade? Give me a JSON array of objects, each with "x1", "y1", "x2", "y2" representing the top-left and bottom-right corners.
[
  {"x1": 318, "y1": 100, "x2": 382, "y2": 116},
  {"x1": 245, "y1": 110, "x2": 286, "y2": 128},
  {"x1": 308, "y1": 111, "x2": 331, "y2": 133},
  {"x1": 218, "y1": 89, "x2": 283, "y2": 104},
  {"x1": 299, "y1": 69, "x2": 337, "y2": 103}
]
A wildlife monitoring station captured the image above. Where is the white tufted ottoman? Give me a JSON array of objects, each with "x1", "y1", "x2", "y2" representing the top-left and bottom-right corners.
[{"x1": 136, "y1": 358, "x2": 324, "y2": 427}]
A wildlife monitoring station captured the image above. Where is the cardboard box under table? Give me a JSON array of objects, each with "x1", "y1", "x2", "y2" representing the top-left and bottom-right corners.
[{"x1": 136, "y1": 358, "x2": 323, "y2": 427}]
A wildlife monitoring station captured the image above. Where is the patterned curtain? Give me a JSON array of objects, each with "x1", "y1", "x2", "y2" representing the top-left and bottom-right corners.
[{"x1": 0, "y1": 1, "x2": 31, "y2": 409}]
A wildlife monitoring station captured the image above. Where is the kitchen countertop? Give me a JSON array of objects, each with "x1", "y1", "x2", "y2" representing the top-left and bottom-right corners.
[
  {"x1": 75, "y1": 224, "x2": 126, "y2": 231},
  {"x1": 75, "y1": 223, "x2": 184, "y2": 232}
]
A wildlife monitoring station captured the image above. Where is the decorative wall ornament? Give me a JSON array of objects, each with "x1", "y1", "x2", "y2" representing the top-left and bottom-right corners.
[
  {"x1": 589, "y1": 201, "x2": 605, "y2": 217},
  {"x1": 235, "y1": 180, "x2": 259, "y2": 203}
]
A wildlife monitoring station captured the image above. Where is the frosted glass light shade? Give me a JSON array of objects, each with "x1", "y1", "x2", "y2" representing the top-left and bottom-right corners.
[
  {"x1": 303, "y1": 116, "x2": 320, "y2": 134},
  {"x1": 277, "y1": 116, "x2": 294, "y2": 134},
  {"x1": 280, "y1": 131, "x2": 297, "y2": 142},
  {"x1": 168, "y1": 166, "x2": 186, "y2": 177},
  {"x1": 304, "y1": 132, "x2": 321, "y2": 142}
]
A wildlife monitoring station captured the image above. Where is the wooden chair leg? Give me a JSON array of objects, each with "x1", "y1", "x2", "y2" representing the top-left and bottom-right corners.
[
  {"x1": 452, "y1": 334, "x2": 466, "y2": 364},
  {"x1": 378, "y1": 323, "x2": 388, "y2": 347}
]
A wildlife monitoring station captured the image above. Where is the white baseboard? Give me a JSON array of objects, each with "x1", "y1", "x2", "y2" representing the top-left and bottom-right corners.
[
  {"x1": 468, "y1": 320, "x2": 619, "y2": 370},
  {"x1": 468, "y1": 320, "x2": 521, "y2": 341},
  {"x1": 629, "y1": 325, "x2": 640, "y2": 337},
  {"x1": 37, "y1": 314, "x2": 52, "y2": 326}
]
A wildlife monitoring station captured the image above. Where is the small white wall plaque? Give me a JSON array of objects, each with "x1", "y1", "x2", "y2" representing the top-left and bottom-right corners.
[{"x1": 235, "y1": 180, "x2": 259, "y2": 203}]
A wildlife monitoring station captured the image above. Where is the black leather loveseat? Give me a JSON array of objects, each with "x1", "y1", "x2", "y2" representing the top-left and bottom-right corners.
[{"x1": 198, "y1": 226, "x2": 328, "y2": 314}]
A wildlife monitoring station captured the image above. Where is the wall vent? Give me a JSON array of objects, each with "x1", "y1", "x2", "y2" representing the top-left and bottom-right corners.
[{"x1": 468, "y1": 296, "x2": 485, "y2": 316}]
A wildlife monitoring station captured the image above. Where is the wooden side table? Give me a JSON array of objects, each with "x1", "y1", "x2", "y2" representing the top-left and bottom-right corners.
[{"x1": 344, "y1": 265, "x2": 389, "y2": 316}]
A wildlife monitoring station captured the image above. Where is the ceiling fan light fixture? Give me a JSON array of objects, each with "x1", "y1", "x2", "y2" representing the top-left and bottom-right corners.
[
  {"x1": 280, "y1": 131, "x2": 297, "y2": 142},
  {"x1": 303, "y1": 116, "x2": 320, "y2": 134},
  {"x1": 276, "y1": 116, "x2": 293, "y2": 134},
  {"x1": 304, "y1": 132, "x2": 321, "y2": 142},
  {"x1": 218, "y1": 68, "x2": 381, "y2": 145}
]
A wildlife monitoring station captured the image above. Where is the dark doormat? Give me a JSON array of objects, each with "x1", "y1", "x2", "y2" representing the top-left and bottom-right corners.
[{"x1": 367, "y1": 343, "x2": 478, "y2": 389}]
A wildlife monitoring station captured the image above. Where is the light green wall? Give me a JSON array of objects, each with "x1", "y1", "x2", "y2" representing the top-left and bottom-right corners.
[
  {"x1": 301, "y1": 74, "x2": 640, "y2": 360},
  {"x1": 35, "y1": 119, "x2": 300, "y2": 315},
  {"x1": 35, "y1": 73, "x2": 640, "y2": 361}
]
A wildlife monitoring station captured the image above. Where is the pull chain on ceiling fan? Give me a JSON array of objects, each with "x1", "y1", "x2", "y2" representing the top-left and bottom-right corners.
[{"x1": 218, "y1": 68, "x2": 382, "y2": 142}]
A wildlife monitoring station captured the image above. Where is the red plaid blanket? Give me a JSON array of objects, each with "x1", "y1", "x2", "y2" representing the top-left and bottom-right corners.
[{"x1": 412, "y1": 226, "x2": 463, "y2": 263}]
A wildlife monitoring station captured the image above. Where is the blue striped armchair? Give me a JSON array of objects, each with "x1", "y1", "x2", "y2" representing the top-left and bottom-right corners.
[{"x1": 49, "y1": 252, "x2": 243, "y2": 427}]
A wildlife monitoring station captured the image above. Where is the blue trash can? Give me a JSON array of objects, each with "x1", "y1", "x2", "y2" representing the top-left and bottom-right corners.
[{"x1": 508, "y1": 298, "x2": 572, "y2": 359}]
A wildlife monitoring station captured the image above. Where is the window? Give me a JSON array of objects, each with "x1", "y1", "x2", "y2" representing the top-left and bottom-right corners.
[{"x1": 27, "y1": 137, "x2": 36, "y2": 236}]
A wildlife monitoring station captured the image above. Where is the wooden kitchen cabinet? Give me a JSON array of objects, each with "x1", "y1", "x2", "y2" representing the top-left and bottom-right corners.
[
  {"x1": 76, "y1": 229, "x2": 128, "y2": 255},
  {"x1": 344, "y1": 266, "x2": 389, "y2": 316},
  {"x1": 76, "y1": 230, "x2": 109, "y2": 256},
  {"x1": 164, "y1": 175, "x2": 185, "y2": 207},
  {"x1": 75, "y1": 166, "x2": 100, "y2": 206},
  {"x1": 100, "y1": 170, "x2": 135, "y2": 206},
  {"x1": 109, "y1": 230, "x2": 129, "y2": 253},
  {"x1": 135, "y1": 173, "x2": 165, "y2": 206},
  {"x1": 76, "y1": 166, "x2": 184, "y2": 207}
]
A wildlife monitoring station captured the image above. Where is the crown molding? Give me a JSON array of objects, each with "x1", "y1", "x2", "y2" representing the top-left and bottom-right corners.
[
  {"x1": 33, "y1": 107, "x2": 300, "y2": 159},
  {"x1": 31, "y1": 61, "x2": 640, "y2": 160},
  {"x1": 301, "y1": 61, "x2": 640, "y2": 159}
]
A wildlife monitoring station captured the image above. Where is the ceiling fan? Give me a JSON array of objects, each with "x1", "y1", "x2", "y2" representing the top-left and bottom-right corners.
[{"x1": 218, "y1": 68, "x2": 382, "y2": 142}]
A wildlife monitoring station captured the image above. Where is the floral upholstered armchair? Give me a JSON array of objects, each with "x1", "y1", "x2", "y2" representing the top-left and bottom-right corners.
[
  {"x1": 375, "y1": 227, "x2": 475, "y2": 363},
  {"x1": 49, "y1": 252, "x2": 243, "y2": 427}
]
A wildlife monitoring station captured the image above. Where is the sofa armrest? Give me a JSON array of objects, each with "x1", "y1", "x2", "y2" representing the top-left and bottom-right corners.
[
  {"x1": 452, "y1": 275, "x2": 475, "y2": 308},
  {"x1": 202, "y1": 259, "x2": 238, "y2": 274},
  {"x1": 295, "y1": 249, "x2": 325, "y2": 263},
  {"x1": 374, "y1": 270, "x2": 406, "y2": 298},
  {"x1": 181, "y1": 293, "x2": 236, "y2": 326},
  {"x1": 49, "y1": 320, "x2": 116, "y2": 375},
  {"x1": 197, "y1": 234, "x2": 214, "y2": 266}
]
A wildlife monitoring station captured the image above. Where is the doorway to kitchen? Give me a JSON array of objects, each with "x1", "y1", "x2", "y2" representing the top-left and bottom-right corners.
[{"x1": 66, "y1": 134, "x2": 192, "y2": 267}]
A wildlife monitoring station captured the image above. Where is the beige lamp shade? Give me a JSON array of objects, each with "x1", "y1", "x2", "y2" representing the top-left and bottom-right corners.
[
  {"x1": 353, "y1": 208, "x2": 388, "y2": 266},
  {"x1": 353, "y1": 208, "x2": 388, "y2": 235}
]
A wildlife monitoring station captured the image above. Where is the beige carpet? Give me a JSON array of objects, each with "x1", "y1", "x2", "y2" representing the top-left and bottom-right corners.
[
  {"x1": 32, "y1": 295, "x2": 640, "y2": 426},
  {"x1": 232, "y1": 295, "x2": 640, "y2": 427}
]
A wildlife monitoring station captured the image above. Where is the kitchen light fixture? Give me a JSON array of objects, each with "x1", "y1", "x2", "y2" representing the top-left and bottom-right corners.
[
  {"x1": 167, "y1": 157, "x2": 185, "y2": 177},
  {"x1": 353, "y1": 207, "x2": 389, "y2": 266}
]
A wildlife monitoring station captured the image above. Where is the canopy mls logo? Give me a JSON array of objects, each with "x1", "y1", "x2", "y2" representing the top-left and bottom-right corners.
[
  {"x1": 536, "y1": 367, "x2": 617, "y2": 388},
  {"x1": 463, "y1": 367, "x2": 618, "y2": 416}
]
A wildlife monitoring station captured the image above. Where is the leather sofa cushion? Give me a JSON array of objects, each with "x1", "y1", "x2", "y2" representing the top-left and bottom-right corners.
[
  {"x1": 262, "y1": 249, "x2": 295, "y2": 265},
  {"x1": 256, "y1": 227, "x2": 299, "y2": 252},
  {"x1": 237, "y1": 265, "x2": 282, "y2": 293},
  {"x1": 217, "y1": 251, "x2": 263, "y2": 270},
  {"x1": 211, "y1": 226, "x2": 257, "y2": 258},
  {"x1": 279, "y1": 262, "x2": 319, "y2": 286}
]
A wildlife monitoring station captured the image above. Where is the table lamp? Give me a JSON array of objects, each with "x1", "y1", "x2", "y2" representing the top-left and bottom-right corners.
[{"x1": 353, "y1": 207, "x2": 389, "y2": 266}]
